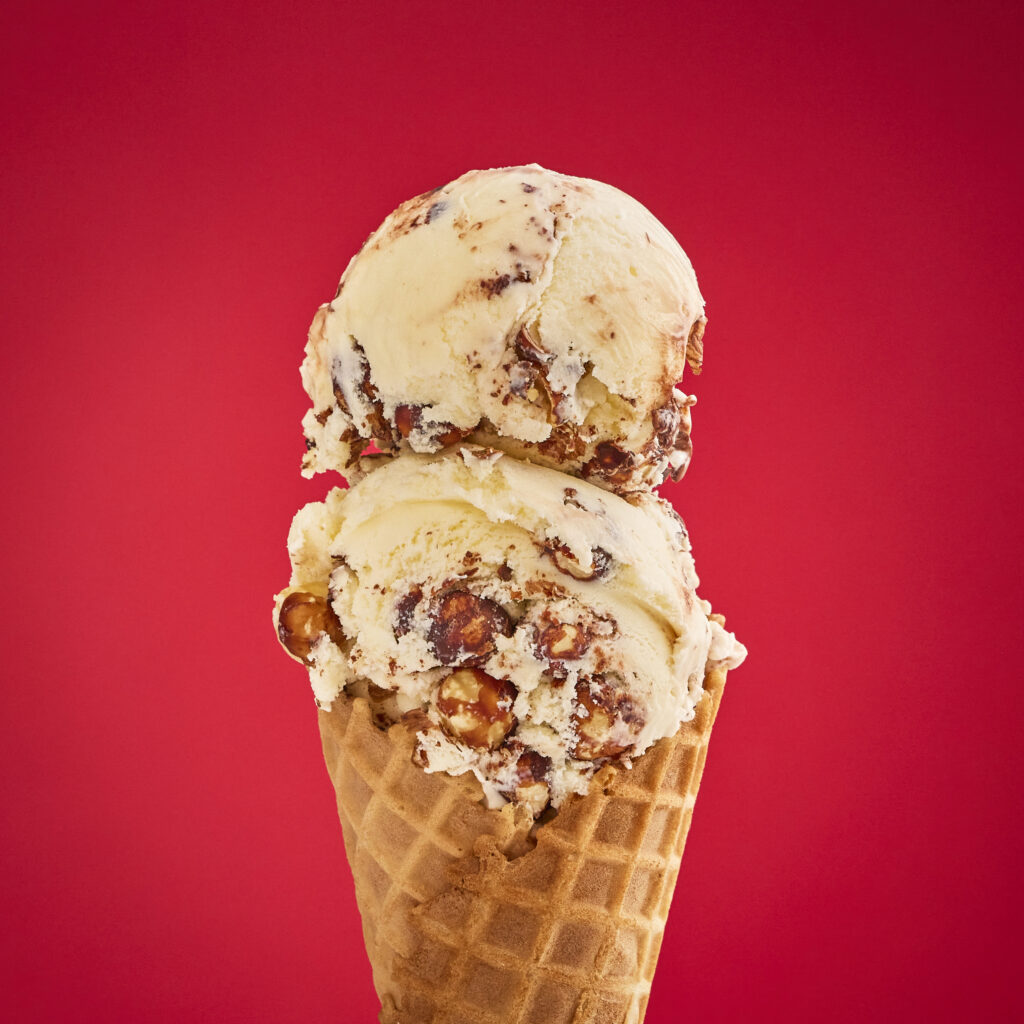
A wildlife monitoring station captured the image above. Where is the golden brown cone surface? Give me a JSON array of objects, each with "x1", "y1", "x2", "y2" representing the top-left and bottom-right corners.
[{"x1": 318, "y1": 665, "x2": 727, "y2": 1024}]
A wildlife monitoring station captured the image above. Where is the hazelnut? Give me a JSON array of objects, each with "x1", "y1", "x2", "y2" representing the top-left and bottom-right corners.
[
  {"x1": 548, "y1": 543, "x2": 613, "y2": 581},
  {"x1": 536, "y1": 422, "x2": 587, "y2": 460},
  {"x1": 431, "y1": 421, "x2": 469, "y2": 447},
  {"x1": 513, "y1": 325, "x2": 554, "y2": 366},
  {"x1": 394, "y1": 403, "x2": 469, "y2": 448},
  {"x1": 650, "y1": 393, "x2": 695, "y2": 481},
  {"x1": 428, "y1": 590, "x2": 512, "y2": 666},
  {"x1": 515, "y1": 780, "x2": 551, "y2": 818},
  {"x1": 685, "y1": 316, "x2": 706, "y2": 374},
  {"x1": 350, "y1": 340, "x2": 397, "y2": 450},
  {"x1": 278, "y1": 590, "x2": 345, "y2": 662},
  {"x1": 571, "y1": 681, "x2": 640, "y2": 761},
  {"x1": 436, "y1": 669, "x2": 517, "y2": 749},
  {"x1": 594, "y1": 441, "x2": 630, "y2": 469},
  {"x1": 536, "y1": 621, "x2": 590, "y2": 661},
  {"x1": 581, "y1": 441, "x2": 641, "y2": 486},
  {"x1": 394, "y1": 403, "x2": 420, "y2": 438}
]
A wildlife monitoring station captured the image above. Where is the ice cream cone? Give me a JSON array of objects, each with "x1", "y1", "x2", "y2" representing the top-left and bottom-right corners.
[{"x1": 318, "y1": 664, "x2": 728, "y2": 1024}]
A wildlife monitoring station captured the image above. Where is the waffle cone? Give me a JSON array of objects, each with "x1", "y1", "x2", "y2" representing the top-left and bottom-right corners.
[{"x1": 318, "y1": 665, "x2": 727, "y2": 1024}]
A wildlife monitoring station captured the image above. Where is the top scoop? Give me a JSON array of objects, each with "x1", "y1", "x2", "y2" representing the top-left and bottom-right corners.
[{"x1": 300, "y1": 164, "x2": 708, "y2": 493}]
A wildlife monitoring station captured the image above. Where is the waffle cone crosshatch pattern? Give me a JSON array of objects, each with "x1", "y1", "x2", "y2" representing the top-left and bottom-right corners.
[{"x1": 319, "y1": 667, "x2": 728, "y2": 1023}]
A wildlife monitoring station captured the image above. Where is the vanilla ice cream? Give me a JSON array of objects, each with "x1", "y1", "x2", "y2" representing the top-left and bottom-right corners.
[
  {"x1": 300, "y1": 164, "x2": 707, "y2": 492},
  {"x1": 275, "y1": 448, "x2": 744, "y2": 814}
]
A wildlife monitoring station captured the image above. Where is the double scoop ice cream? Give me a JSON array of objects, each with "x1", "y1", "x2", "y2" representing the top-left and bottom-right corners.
[{"x1": 274, "y1": 164, "x2": 746, "y2": 1023}]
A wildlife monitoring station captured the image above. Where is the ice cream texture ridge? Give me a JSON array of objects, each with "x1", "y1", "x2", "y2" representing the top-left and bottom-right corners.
[{"x1": 273, "y1": 164, "x2": 746, "y2": 1023}]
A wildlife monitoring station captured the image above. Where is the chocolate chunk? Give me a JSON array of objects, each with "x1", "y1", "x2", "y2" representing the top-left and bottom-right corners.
[
  {"x1": 651, "y1": 404, "x2": 680, "y2": 449},
  {"x1": 582, "y1": 442, "x2": 637, "y2": 486},
  {"x1": 393, "y1": 586, "x2": 423, "y2": 638},
  {"x1": 562, "y1": 486, "x2": 587, "y2": 510},
  {"x1": 480, "y1": 274, "x2": 512, "y2": 298},
  {"x1": 425, "y1": 199, "x2": 448, "y2": 223},
  {"x1": 515, "y1": 749, "x2": 552, "y2": 784}
]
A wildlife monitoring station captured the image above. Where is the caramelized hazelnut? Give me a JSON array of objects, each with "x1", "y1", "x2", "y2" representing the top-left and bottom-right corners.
[
  {"x1": 394, "y1": 403, "x2": 420, "y2": 438},
  {"x1": 650, "y1": 393, "x2": 695, "y2": 481},
  {"x1": 581, "y1": 442, "x2": 637, "y2": 486},
  {"x1": 350, "y1": 340, "x2": 397, "y2": 449},
  {"x1": 428, "y1": 590, "x2": 512, "y2": 666},
  {"x1": 436, "y1": 669, "x2": 517, "y2": 749},
  {"x1": 571, "y1": 681, "x2": 640, "y2": 761},
  {"x1": 278, "y1": 590, "x2": 344, "y2": 662},
  {"x1": 685, "y1": 316, "x2": 706, "y2": 374},
  {"x1": 394, "y1": 403, "x2": 468, "y2": 448},
  {"x1": 432, "y1": 421, "x2": 469, "y2": 447},
  {"x1": 536, "y1": 422, "x2": 587, "y2": 461},
  {"x1": 515, "y1": 779, "x2": 551, "y2": 818},
  {"x1": 548, "y1": 543, "x2": 612, "y2": 581},
  {"x1": 513, "y1": 325, "x2": 554, "y2": 366},
  {"x1": 536, "y1": 621, "x2": 590, "y2": 661}
]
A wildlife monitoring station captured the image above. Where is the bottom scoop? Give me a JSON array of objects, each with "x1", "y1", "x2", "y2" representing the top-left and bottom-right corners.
[{"x1": 275, "y1": 448, "x2": 744, "y2": 816}]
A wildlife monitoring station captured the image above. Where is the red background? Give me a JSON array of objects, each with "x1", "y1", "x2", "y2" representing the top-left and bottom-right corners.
[{"x1": 2, "y1": 1, "x2": 1021, "y2": 1020}]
